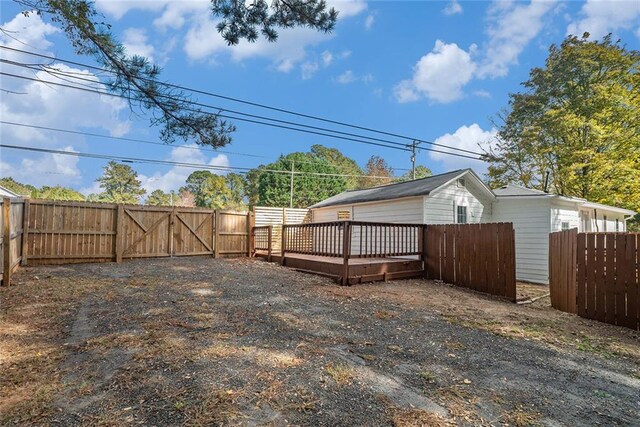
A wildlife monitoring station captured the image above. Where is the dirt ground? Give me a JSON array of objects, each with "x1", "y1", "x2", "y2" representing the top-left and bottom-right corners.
[{"x1": 1, "y1": 257, "x2": 638, "y2": 426}]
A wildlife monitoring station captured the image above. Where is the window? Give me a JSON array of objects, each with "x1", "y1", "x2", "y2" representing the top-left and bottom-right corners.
[
  {"x1": 456, "y1": 206, "x2": 467, "y2": 224},
  {"x1": 337, "y1": 210, "x2": 351, "y2": 220},
  {"x1": 616, "y1": 219, "x2": 620, "y2": 232},
  {"x1": 561, "y1": 222, "x2": 570, "y2": 231}
]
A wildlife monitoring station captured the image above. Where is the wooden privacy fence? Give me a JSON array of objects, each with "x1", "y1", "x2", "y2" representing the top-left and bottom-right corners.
[
  {"x1": 253, "y1": 206, "x2": 310, "y2": 253},
  {"x1": 550, "y1": 230, "x2": 639, "y2": 330},
  {"x1": 549, "y1": 229, "x2": 578, "y2": 313},
  {"x1": 1, "y1": 198, "x2": 252, "y2": 285},
  {"x1": 1, "y1": 198, "x2": 26, "y2": 286},
  {"x1": 424, "y1": 223, "x2": 516, "y2": 301}
]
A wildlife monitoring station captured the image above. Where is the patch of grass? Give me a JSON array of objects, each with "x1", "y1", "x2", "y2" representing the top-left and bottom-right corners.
[
  {"x1": 575, "y1": 337, "x2": 615, "y2": 359},
  {"x1": 325, "y1": 363, "x2": 354, "y2": 385},
  {"x1": 502, "y1": 406, "x2": 541, "y2": 426},
  {"x1": 375, "y1": 310, "x2": 399, "y2": 320},
  {"x1": 419, "y1": 369, "x2": 438, "y2": 384},
  {"x1": 388, "y1": 406, "x2": 453, "y2": 427},
  {"x1": 181, "y1": 389, "x2": 240, "y2": 427}
]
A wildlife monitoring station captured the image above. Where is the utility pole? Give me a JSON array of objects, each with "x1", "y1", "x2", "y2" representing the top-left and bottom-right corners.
[
  {"x1": 289, "y1": 160, "x2": 294, "y2": 208},
  {"x1": 407, "y1": 140, "x2": 421, "y2": 179}
]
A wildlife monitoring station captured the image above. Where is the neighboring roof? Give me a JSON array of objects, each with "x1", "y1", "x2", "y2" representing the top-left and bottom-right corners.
[
  {"x1": 0, "y1": 185, "x2": 20, "y2": 198},
  {"x1": 494, "y1": 184, "x2": 635, "y2": 215},
  {"x1": 310, "y1": 169, "x2": 492, "y2": 209}
]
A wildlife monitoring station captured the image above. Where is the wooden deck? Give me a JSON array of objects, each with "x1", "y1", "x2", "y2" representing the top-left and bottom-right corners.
[{"x1": 255, "y1": 251, "x2": 423, "y2": 285}]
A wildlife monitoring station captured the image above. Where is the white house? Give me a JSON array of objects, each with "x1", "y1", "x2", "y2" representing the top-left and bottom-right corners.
[
  {"x1": 492, "y1": 184, "x2": 635, "y2": 284},
  {"x1": 310, "y1": 169, "x2": 495, "y2": 225},
  {"x1": 309, "y1": 170, "x2": 635, "y2": 285},
  {"x1": 0, "y1": 185, "x2": 21, "y2": 198}
]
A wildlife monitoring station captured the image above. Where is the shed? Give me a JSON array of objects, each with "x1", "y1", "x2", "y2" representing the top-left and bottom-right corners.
[{"x1": 310, "y1": 169, "x2": 495, "y2": 225}]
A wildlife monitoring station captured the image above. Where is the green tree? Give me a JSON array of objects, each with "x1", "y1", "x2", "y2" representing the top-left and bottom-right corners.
[
  {"x1": 15, "y1": 0, "x2": 337, "y2": 147},
  {"x1": 95, "y1": 161, "x2": 146, "y2": 204},
  {"x1": 359, "y1": 155, "x2": 395, "y2": 188},
  {"x1": 225, "y1": 173, "x2": 248, "y2": 210},
  {"x1": 485, "y1": 34, "x2": 640, "y2": 213},
  {"x1": 146, "y1": 189, "x2": 172, "y2": 206},
  {"x1": 399, "y1": 165, "x2": 432, "y2": 181},
  {"x1": 255, "y1": 152, "x2": 346, "y2": 208},
  {"x1": 184, "y1": 170, "x2": 231, "y2": 209},
  {"x1": 0, "y1": 177, "x2": 38, "y2": 197},
  {"x1": 310, "y1": 144, "x2": 363, "y2": 189},
  {"x1": 39, "y1": 185, "x2": 85, "y2": 201}
]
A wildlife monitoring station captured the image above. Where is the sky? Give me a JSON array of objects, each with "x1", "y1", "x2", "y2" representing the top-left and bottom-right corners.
[{"x1": 0, "y1": 0, "x2": 639, "y2": 197}]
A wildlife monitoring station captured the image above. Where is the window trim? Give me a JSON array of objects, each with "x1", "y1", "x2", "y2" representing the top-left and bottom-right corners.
[
  {"x1": 561, "y1": 221, "x2": 570, "y2": 231},
  {"x1": 456, "y1": 205, "x2": 468, "y2": 224}
]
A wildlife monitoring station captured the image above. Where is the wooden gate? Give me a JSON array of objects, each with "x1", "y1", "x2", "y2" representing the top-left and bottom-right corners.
[
  {"x1": 549, "y1": 229, "x2": 578, "y2": 313},
  {"x1": 172, "y1": 208, "x2": 215, "y2": 256},
  {"x1": 118, "y1": 206, "x2": 172, "y2": 260}
]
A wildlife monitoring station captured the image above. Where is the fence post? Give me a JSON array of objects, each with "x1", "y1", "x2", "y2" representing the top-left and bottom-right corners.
[
  {"x1": 247, "y1": 210, "x2": 254, "y2": 257},
  {"x1": 421, "y1": 225, "x2": 428, "y2": 278},
  {"x1": 169, "y1": 207, "x2": 175, "y2": 257},
  {"x1": 341, "y1": 221, "x2": 351, "y2": 285},
  {"x1": 281, "y1": 225, "x2": 287, "y2": 266},
  {"x1": 214, "y1": 209, "x2": 220, "y2": 258},
  {"x1": 115, "y1": 204, "x2": 124, "y2": 263},
  {"x1": 20, "y1": 199, "x2": 29, "y2": 266},
  {"x1": 2, "y1": 198, "x2": 11, "y2": 286}
]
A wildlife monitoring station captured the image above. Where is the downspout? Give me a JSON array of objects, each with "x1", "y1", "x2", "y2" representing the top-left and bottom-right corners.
[{"x1": 593, "y1": 208, "x2": 599, "y2": 232}]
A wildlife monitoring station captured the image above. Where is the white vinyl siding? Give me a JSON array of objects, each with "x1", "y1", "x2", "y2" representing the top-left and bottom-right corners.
[
  {"x1": 592, "y1": 211, "x2": 627, "y2": 232},
  {"x1": 424, "y1": 180, "x2": 491, "y2": 224},
  {"x1": 311, "y1": 197, "x2": 425, "y2": 224},
  {"x1": 492, "y1": 198, "x2": 551, "y2": 284},
  {"x1": 550, "y1": 201, "x2": 580, "y2": 232}
]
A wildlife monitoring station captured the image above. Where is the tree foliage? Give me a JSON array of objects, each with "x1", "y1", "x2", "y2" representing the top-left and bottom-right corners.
[
  {"x1": 14, "y1": 0, "x2": 336, "y2": 147},
  {"x1": 225, "y1": 173, "x2": 248, "y2": 210},
  {"x1": 38, "y1": 185, "x2": 85, "y2": 201},
  {"x1": 310, "y1": 144, "x2": 363, "y2": 190},
  {"x1": 0, "y1": 177, "x2": 38, "y2": 197},
  {"x1": 255, "y1": 152, "x2": 346, "y2": 208},
  {"x1": 485, "y1": 34, "x2": 640, "y2": 212},
  {"x1": 184, "y1": 170, "x2": 231, "y2": 209},
  {"x1": 359, "y1": 155, "x2": 395, "y2": 188},
  {"x1": 145, "y1": 189, "x2": 172, "y2": 206},
  {"x1": 95, "y1": 161, "x2": 146, "y2": 204},
  {"x1": 399, "y1": 165, "x2": 432, "y2": 181}
]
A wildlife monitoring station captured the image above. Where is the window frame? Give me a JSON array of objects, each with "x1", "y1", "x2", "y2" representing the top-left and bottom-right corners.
[
  {"x1": 561, "y1": 221, "x2": 570, "y2": 231},
  {"x1": 456, "y1": 205, "x2": 468, "y2": 224}
]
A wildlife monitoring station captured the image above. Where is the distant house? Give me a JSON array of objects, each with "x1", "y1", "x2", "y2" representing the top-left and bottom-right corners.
[
  {"x1": 492, "y1": 184, "x2": 635, "y2": 284},
  {"x1": 309, "y1": 170, "x2": 635, "y2": 285},
  {"x1": 0, "y1": 185, "x2": 21, "y2": 198}
]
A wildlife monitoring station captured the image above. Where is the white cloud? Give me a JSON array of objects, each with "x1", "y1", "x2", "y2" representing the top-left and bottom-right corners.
[
  {"x1": 0, "y1": 145, "x2": 82, "y2": 188},
  {"x1": 336, "y1": 70, "x2": 357, "y2": 84},
  {"x1": 443, "y1": 0, "x2": 463, "y2": 16},
  {"x1": 473, "y1": 89, "x2": 491, "y2": 98},
  {"x1": 430, "y1": 124, "x2": 497, "y2": 172},
  {"x1": 94, "y1": 0, "x2": 169, "y2": 19},
  {"x1": 122, "y1": 28, "x2": 155, "y2": 60},
  {"x1": 476, "y1": 0, "x2": 557, "y2": 79},
  {"x1": 567, "y1": 0, "x2": 640, "y2": 39},
  {"x1": 322, "y1": 50, "x2": 334, "y2": 67},
  {"x1": 393, "y1": 40, "x2": 476, "y2": 103},
  {"x1": 365, "y1": 13, "x2": 376, "y2": 30},
  {"x1": 153, "y1": 0, "x2": 210, "y2": 30},
  {"x1": 329, "y1": 0, "x2": 368, "y2": 18},
  {"x1": 138, "y1": 144, "x2": 230, "y2": 193},
  {"x1": 301, "y1": 61, "x2": 320, "y2": 80}
]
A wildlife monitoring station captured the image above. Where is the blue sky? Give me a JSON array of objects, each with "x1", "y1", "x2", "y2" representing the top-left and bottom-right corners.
[{"x1": 1, "y1": 0, "x2": 639, "y2": 196}]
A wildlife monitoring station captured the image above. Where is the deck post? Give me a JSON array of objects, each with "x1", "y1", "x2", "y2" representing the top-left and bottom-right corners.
[
  {"x1": 421, "y1": 225, "x2": 428, "y2": 278},
  {"x1": 341, "y1": 221, "x2": 351, "y2": 285},
  {"x1": 2, "y1": 198, "x2": 11, "y2": 286},
  {"x1": 247, "y1": 210, "x2": 254, "y2": 257},
  {"x1": 267, "y1": 225, "x2": 273, "y2": 262},
  {"x1": 281, "y1": 225, "x2": 287, "y2": 266}
]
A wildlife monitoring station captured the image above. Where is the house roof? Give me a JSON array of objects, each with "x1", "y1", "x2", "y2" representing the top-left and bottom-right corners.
[
  {"x1": 494, "y1": 184, "x2": 635, "y2": 215},
  {"x1": 0, "y1": 185, "x2": 21, "y2": 198},
  {"x1": 310, "y1": 169, "x2": 491, "y2": 209}
]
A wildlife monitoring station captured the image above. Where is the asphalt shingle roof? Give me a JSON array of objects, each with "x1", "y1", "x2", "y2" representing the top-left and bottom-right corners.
[{"x1": 310, "y1": 169, "x2": 469, "y2": 209}]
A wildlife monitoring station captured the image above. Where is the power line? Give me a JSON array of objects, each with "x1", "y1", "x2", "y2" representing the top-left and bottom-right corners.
[
  {"x1": 0, "y1": 69, "x2": 429, "y2": 155},
  {"x1": 0, "y1": 120, "x2": 413, "y2": 171},
  {"x1": 0, "y1": 144, "x2": 399, "y2": 180},
  {"x1": 0, "y1": 46, "x2": 487, "y2": 158}
]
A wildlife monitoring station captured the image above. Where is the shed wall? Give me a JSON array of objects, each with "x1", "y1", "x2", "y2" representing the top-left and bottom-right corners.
[{"x1": 424, "y1": 180, "x2": 491, "y2": 224}]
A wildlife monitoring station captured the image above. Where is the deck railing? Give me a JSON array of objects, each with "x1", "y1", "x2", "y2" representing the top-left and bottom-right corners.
[{"x1": 251, "y1": 225, "x2": 273, "y2": 260}]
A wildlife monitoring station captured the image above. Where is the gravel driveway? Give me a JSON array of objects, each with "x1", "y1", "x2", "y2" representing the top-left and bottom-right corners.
[{"x1": 1, "y1": 257, "x2": 638, "y2": 426}]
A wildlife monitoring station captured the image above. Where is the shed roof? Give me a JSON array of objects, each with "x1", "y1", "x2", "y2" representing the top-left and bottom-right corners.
[
  {"x1": 0, "y1": 185, "x2": 21, "y2": 198},
  {"x1": 310, "y1": 169, "x2": 487, "y2": 209}
]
